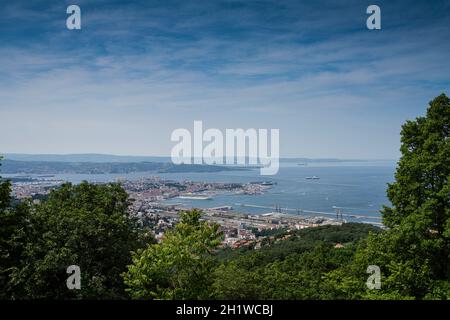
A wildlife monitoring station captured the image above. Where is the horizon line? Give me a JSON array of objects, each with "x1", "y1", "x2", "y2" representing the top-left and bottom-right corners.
[{"x1": 1, "y1": 152, "x2": 398, "y2": 162}]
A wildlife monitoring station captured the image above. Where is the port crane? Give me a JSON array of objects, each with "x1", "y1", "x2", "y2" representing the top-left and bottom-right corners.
[{"x1": 236, "y1": 203, "x2": 382, "y2": 222}]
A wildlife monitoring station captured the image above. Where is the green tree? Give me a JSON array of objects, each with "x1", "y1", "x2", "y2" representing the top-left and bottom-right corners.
[
  {"x1": 324, "y1": 93, "x2": 450, "y2": 299},
  {"x1": 211, "y1": 262, "x2": 262, "y2": 299},
  {"x1": 124, "y1": 209, "x2": 222, "y2": 299},
  {"x1": 0, "y1": 156, "x2": 10, "y2": 211},
  {"x1": 212, "y1": 224, "x2": 373, "y2": 300},
  {"x1": 0, "y1": 156, "x2": 30, "y2": 299},
  {"x1": 9, "y1": 181, "x2": 149, "y2": 299},
  {"x1": 0, "y1": 156, "x2": 13, "y2": 296}
]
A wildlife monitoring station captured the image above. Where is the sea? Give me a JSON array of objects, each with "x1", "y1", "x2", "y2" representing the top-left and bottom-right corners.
[{"x1": 6, "y1": 160, "x2": 397, "y2": 223}]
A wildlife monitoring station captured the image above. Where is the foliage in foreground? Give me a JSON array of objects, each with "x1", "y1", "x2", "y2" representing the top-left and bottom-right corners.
[
  {"x1": 324, "y1": 94, "x2": 450, "y2": 300},
  {"x1": 0, "y1": 181, "x2": 150, "y2": 299},
  {"x1": 123, "y1": 209, "x2": 222, "y2": 299}
]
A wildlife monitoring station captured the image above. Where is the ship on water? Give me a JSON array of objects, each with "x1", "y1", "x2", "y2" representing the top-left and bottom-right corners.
[
  {"x1": 178, "y1": 193, "x2": 212, "y2": 200},
  {"x1": 250, "y1": 181, "x2": 277, "y2": 186}
]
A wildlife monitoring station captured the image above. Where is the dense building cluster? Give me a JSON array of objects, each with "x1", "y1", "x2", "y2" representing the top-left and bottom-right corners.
[{"x1": 10, "y1": 176, "x2": 341, "y2": 248}]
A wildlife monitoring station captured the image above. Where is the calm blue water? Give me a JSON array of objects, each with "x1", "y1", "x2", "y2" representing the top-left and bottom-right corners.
[
  {"x1": 160, "y1": 161, "x2": 396, "y2": 221},
  {"x1": 8, "y1": 160, "x2": 396, "y2": 221}
]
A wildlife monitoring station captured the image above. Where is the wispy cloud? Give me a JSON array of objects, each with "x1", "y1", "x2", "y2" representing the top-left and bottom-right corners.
[{"x1": 0, "y1": 0, "x2": 449, "y2": 158}]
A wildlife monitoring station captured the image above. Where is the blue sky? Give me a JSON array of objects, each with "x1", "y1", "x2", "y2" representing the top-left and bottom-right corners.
[{"x1": 0, "y1": 0, "x2": 449, "y2": 159}]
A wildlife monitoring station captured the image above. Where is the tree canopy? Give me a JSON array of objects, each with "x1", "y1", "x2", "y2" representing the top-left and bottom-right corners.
[
  {"x1": 123, "y1": 209, "x2": 222, "y2": 299},
  {"x1": 324, "y1": 94, "x2": 450, "y2": 299},
  {"x1": 1, "y1": 179, "x2": 151, "y2": 299}
]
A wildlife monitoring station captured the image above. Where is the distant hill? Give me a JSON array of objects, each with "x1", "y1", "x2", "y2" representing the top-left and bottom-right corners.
[
  {"x1": 2, "y1": 153, "x2": 172, "y2": 163},
  {"x1": 0, "y1": 159, "x2": 246, "y2": 175},
  {"x1": 2, "y1": 153, "x2": 383, "y2": 164}
]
